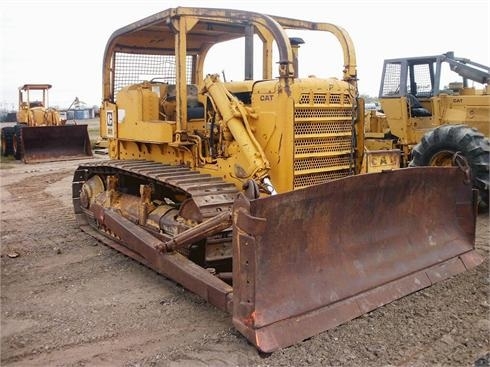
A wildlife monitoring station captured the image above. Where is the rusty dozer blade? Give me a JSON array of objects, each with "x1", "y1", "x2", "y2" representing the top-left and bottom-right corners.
[
  {"x1": 21, "y1": 125, "x2": 92, "y2": 163},
  {"x1": 232, "y1": 167, "x2": 482, "y2": 353}
]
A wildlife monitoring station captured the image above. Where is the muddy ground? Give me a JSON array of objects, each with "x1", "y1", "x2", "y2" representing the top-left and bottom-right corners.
[{"x1": 0, "y1": 155, "x2": 489, "y2": 367}]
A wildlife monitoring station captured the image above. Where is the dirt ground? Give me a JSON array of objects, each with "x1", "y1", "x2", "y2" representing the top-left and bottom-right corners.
[{"x1": 0, "y1": 155, "x2": 489, "y2": 367}]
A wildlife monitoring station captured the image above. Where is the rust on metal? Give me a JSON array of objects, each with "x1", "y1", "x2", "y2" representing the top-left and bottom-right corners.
[
  {"x1": 162, "y1": 211, "x2": 233, "y2": 252},
  {"x1": 362, "y1": 149, "x2": 401, "y2": 173},
  {"x1": 232, "y1": 167, "x2": 482, "y2": 352},
  {"x1": 452, "y1": 151, "x2": 472, "y2": 184},
  {"x1": 72, "y1": 160, "x2": 482, "y2": 353},
  {"x1": 21, "y1": 125, "x2": 92, "y2": 163},
  {"x1": 94, "y1": 203, "x2": 234, "y2": 312}
]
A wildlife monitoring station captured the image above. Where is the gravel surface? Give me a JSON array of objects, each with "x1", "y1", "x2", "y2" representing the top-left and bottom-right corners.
[{"x1": 1, "y1": 157, "x2": 489, "y2": 366}]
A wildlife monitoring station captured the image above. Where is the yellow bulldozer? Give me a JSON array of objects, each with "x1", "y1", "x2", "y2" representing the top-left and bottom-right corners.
[
  {"x1": 72, "y1": 8, "x2": 483, "y2": 352},
  {"x1": 365, "y1": 52, "x2": 490, "y2": 206},
  {"x1": 0, "y1": 84, "x2": 92, "y2": 163}
]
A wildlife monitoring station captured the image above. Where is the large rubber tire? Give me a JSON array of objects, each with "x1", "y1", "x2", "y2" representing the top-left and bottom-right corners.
[
  {"x1": 12, "y1": 124, "x2": 24, "y2": 160},
  {"x1": 410, "y1": 124, "x2": 489, "y2": 207},
  {"x1": 1, "y1": 126, "x2": 15, "y2": 156}
]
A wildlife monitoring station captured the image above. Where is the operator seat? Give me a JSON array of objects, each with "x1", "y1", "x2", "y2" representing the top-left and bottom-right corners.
[
  {"x1": 407, "y1": 94, "x2": 432, "y2": 117},
  {"x1": 187, "y1": 84, "x2": 204, "y2": 119},
  {"x1": 164, "y1": 84, "x2": 204, "y2": 120}
]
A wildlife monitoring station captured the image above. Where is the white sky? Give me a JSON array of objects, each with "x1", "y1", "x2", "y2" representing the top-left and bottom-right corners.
[{"x1": 1, "y1": 0, "x2": 489, "y2": 109}]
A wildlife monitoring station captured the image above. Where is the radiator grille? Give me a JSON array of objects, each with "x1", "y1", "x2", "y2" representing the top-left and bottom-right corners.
[
  {"x1": 298, "y1": 93, "x2": 351, "y2": 105},
  {"x1": 294, "y1": 121, "x2": 352, "y2": 135},
  {"x1": 293, "y1": 92, "x2": 354, "y2": 189},
  {"x1": 294, "y1": 155, "x2": 351, "y2": 171},
  {"x1": 295, "y1": 108, "x2": 352, "y2": 119},
  {"x1": 329, "y1": 94, "x2": 341, "y2": 104},
  {"x1": 295, "y1": 136, "x2": 352, "y2": 155},
  {"x1": 294, "y1": 169, "x2": 351, "y2": 189}
]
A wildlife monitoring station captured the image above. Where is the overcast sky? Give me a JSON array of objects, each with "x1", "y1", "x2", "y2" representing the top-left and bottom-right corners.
[{"x1": 1, "y1": 0, "x2": 489, "y2": 109}]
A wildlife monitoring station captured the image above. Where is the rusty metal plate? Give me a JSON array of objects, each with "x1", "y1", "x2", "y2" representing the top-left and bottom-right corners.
[
  {"x1": 21, "y1": 125, "x2": 92, "y2": 163},
  {"x1": 232, "y1": 167, "x2": 482, "y2": 352},
  {"x1": 363, "y1": 149, "x2": 401, "y2": 172}
]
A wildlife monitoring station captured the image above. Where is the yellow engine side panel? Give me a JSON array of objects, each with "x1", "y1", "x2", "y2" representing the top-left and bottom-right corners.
[
  {"x1": 437, "y1": 94, "x2": 490, "y2": 136},
  {"x1": 250, "y1": 78, "x2": 357, "y2": 193},
  {"x1": 118, "y1": 119, "x2": 175, "y2": 144},
  {"x1": 116, "y1": 86, "x2": 175, "y2": 144},
  {"x1": 248, "y1": 80, "x2": 293, "y2": 192}
]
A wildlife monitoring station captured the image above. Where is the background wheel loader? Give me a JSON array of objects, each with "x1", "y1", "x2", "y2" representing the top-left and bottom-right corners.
[
  {"x1": 364, "y1": 52, "x2": 490, "y2": 206},
  {"x1": 0, "y1": 84, "x2": 92, "y2": 163},
  {"x1": 72, "y1": 7, "x2": 482, "y2": 352}
]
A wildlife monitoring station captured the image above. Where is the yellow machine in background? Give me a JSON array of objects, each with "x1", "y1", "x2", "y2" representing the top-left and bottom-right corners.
[
  {"x1": 0, "y1": 84, "x2": 92, "y2": 163},
  {"x1": 365, "y1": 53, "x2": 490, "y2": 205},
  {"x1": 16, "y1": 84, "x2": 64, "y2": 127},
  {"x1": 72, "y1": 8, "x2": 482, "y2": 352}
]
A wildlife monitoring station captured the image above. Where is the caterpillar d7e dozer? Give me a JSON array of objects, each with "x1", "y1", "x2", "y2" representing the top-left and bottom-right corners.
[
  {"x1": 72, "y1": 8, "x2": 483, "y2": 352},
  {"x1": 0, "y1": 84, "x2": 92, "y2": 163},
  {"x1": 365, "y1": 53, "x2": 490, "y2": 206}
]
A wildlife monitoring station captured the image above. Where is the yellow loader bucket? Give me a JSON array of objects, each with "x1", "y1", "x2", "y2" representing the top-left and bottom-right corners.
[
  {"x1": 20, "y1": 125, "x2": 92, "y2": 163},
  {"x1": 232, "y1": 167, "x2": 482, "y2": 352}
]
